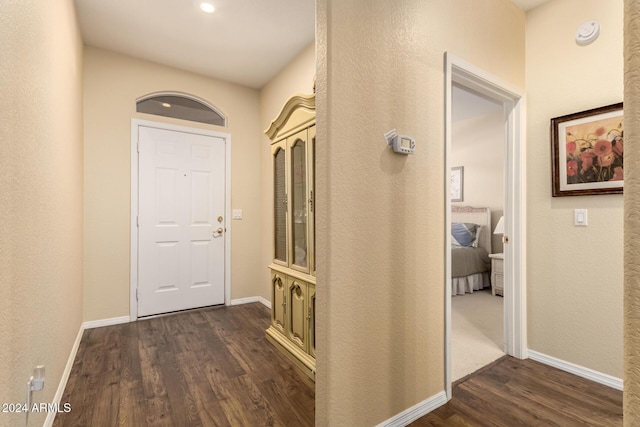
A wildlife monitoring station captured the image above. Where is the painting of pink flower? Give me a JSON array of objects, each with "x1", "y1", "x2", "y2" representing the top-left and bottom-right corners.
[
  {"x1": 612, "y1": 137, "x2": 624, "y2": 156},
  {"x1": 580, "y1": 152, "x2": 594, "y2": 171},
  {"x1": 611, "y1": 166, "x2": 623, "y2": 181},
  {"x1": 600, "y1": 152, "x2": 615, "y2": 167},
  {"x1": 594, "y1": 139, "x2": 612, "y2": 157},
  {"x1": 554, "y1": 104, "x2": 623, "y2": 196}
]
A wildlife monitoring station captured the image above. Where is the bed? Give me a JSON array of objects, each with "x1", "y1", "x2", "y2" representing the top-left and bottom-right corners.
[{"x1": 451, "y1": 206, "x2": 492, "y2": 296}]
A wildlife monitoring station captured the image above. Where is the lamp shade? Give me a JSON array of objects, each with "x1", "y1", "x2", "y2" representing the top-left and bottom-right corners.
[{"x1": 493, "y1": 216, "x2": 505, "y2": 235}]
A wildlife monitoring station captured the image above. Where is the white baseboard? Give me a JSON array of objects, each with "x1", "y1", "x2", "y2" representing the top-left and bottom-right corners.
[
  {"x1": 230, "y1": 296, "x2": 271, "y2": 309},
  {"x1": 230, "y1": 296, "x2": 259, "y2": 305},
  {"x1": 528, "y1": 350, "x2": 623, "y2": 391},
  {"x1": 375, "y1": 391, "x2": 448, "y2": 427},
  {"x1": 258, "y1": 296, "x2": 271, "y2": 309},
  {"x1": 44, "y1": 323, "x2": 84, "y2": 427},
  {"x1": 83, "y1": 315, "x2": 130, "y2": 330}
]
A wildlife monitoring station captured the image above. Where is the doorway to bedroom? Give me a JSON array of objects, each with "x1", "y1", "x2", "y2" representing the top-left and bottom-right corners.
[
  {"x1": 449, "y1": 84, "x2": 505, "y2": 381},
  {"x1": 444, "y1": 53, "x2": 527, "y2": 399}
]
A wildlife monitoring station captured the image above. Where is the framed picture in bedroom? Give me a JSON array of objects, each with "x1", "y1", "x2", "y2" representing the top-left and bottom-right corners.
[
  {"x1": 551, "y1": 102, "x2": 623, "y2": 197},
  {"x1": 451, "y1": 166, "x2": 463, "y2": 202}
]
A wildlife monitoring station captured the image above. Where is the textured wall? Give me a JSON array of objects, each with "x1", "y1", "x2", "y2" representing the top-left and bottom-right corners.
[
  {"x1": 83, "y1": 47, "x2": 262, "y2": 321},
  {"x1": 526, "y1": 0, "x2": 623, "y2": 378},
  {"x1": 315, "y1": 0, "x2": 524, "y2": 424},
  {"x1": 259, "y1": 43, "x2": 316, "y2": 302},
  {"x1": 624, "y1": 0, "x2": 640, "y2": 423},
  {"x1": 0, "y1": 0, "x2": 84, "y2": 426}
]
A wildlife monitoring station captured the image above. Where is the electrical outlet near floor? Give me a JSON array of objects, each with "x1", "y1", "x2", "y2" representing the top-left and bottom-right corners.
[{"x1": 25, "y1": 365, "x2": 45, "y2": 424}]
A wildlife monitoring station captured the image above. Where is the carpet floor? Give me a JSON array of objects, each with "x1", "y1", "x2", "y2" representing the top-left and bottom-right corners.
[{"x1": 452, "y1": 288, "x2": 504, "y2": 381}]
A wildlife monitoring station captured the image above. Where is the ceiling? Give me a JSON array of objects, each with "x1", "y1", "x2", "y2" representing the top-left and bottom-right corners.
[
  {"x1": 74, "y1": 0, "x2": 549, "y2": 90},
  {"x1": 74, "y1": 0, "x2": 316, "y2": 89},
  {"x1": 512, "y1": 0, "x2": 551, "y2": 11}
]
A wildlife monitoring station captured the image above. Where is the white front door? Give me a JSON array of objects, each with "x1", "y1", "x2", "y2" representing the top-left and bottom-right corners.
[{"x1": 137, "y1": 125, "x2": 226, "y2": 317}]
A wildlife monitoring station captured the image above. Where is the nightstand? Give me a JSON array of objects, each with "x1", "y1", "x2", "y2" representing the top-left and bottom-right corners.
[{"x1": 489, "y1": 253, "x2": 504, "y2": 296}]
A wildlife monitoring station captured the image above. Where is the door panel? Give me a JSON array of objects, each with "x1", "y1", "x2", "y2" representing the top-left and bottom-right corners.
[
  {"x1": 157, "y1": 242, "x2": 179, "y2": 291},
  {"x1": 287, "y1": 279, "x2": 307, "y2": 351},
  {"x1": 138, "y1": 125, "x2": 226, "y2": 317},
  {"x1": 156, "y1": 167, "x2": 179, "y2": 223},
  {"x1": 190, "y1": 241, "x2": 211, "y2": 287},
  {"x1": 272, "y1": 273, "x2": 286, "y2": 334},
  {"x1": 191, "y1": 171, "x2": 211, "y2": 223},
  {"x1": 308, "y1": 283, "x2": 316, "y2": 358}
]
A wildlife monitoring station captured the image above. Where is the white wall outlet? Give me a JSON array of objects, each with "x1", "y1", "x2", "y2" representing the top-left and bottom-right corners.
[
  {"x1": 232, "y1": 209, "x2": 243, "y2": 220},
  {"x1": 29, "y1": 365, "x2": 45, "y2": 392},
  {"x1": 25, "y1": 365, "x2": 45, "y2": 424},
  {"x1": 574, "y1": 209, "x2": 588, "y2": 226}
]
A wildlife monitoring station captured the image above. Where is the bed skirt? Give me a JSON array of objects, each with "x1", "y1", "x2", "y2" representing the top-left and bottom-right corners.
[{"x1": 452, "y1": 272, "x2": 490, "y2": 296}]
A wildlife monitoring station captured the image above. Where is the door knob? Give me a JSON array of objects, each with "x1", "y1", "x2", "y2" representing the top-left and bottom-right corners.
[{"x1": 213, "y1": 227, "x2": 223, "y2": 236}]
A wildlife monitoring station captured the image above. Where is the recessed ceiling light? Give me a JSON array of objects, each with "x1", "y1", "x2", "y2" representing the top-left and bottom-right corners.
[
  {"x1": 161, "y1": 102, "x2": 171, "y2": 108},
  {"x1": 200, "y1": 2, "x2": 215, "y2": 13}
]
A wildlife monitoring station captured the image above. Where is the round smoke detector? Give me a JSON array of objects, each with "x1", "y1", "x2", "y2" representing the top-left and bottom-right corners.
[{"x1": 576, "y1": 20, "x2": 600, "y2": 46}]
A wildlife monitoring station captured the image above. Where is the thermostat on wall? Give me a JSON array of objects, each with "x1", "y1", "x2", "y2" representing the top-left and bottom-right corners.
[{"x1": 384, "y1": 129, "x2": 415, "y2": 155}]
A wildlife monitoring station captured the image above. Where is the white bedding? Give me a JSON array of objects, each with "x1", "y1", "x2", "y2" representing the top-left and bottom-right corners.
[
  {"x1": 451, "y1": 206, "x2": 492, "y2": 296},
  {"x1": 452, "y1": 272, "x2": 491, "y2": 296}
]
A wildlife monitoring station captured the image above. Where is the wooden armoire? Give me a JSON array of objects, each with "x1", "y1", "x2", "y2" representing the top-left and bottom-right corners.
[{"x1": 264, "y1": 93, "x2": 316, "y2": 380}]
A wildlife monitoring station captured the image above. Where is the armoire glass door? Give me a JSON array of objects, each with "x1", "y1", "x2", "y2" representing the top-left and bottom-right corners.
[
  {"x1": 290, "y1": 130, "x2": 308, "y2": 272},
  {"x1": 273, "y1": 143, "x2": 287, "y2": 265}
]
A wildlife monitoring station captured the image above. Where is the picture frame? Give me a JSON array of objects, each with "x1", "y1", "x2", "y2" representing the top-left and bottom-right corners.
[
  {"x1": 551, "y1": 103, "x2": 623, "y2": 197},
  {"x1": 451, "y1": 166, "x2": 464, "y2": 202}
]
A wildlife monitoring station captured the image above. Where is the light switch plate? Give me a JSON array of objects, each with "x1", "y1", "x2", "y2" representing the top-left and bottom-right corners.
[
  {"x1": 232, "y1": 209, "x2": 243, "y2": 220},
  {"x1": 574, "y1": 209, "x2": 588, "y2": 226}
]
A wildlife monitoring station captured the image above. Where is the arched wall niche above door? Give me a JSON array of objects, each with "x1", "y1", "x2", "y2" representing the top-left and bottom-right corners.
[{"x1": 136, "y1": 92, "x2": 227, "y2": 127}]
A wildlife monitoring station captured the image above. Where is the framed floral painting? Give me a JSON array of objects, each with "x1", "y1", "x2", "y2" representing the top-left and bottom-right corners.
[
  {"x1": 451, "y1": 166, "x2": 463, "y2": 202},
  {"x1": 551, "y1": 103, "x2": 623, "y2": 197}
]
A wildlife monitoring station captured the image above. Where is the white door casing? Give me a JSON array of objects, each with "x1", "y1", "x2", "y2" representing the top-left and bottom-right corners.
[
  {"x1": 444, "y1": 52, "x2": 527, "y2": 399},
  {"x1": 131, "y1": 119, "x2": 231, "y2": 319}
]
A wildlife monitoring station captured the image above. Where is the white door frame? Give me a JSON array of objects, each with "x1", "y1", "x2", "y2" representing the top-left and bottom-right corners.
[
  {"x1": 444, "y1": 53, "x2": 528, "y2": 398},
  {"x1": 130, "y1": 118, "x2": 232, "y2": 320}
]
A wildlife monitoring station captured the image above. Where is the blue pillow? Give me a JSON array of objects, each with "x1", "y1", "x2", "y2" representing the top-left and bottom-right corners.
[{"x1": 452, "y1": 222, "x2": 479, "y2": 247}]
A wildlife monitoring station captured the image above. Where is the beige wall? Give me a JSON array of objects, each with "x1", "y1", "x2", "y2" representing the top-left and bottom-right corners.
[
  {"x1": 259, "y1": 43, "x2": 316, "y2": 301},
  {"x1": 526, "y1": 0, "x2": 623, "y2": 378},
  {"x1": 0, "y1": 0, "x2": 84, "y2": 426},
  {"x1": 452, "y1": 110, "x2": 505, "y2": 253},
  {"x1": 315, "y1": 0, "x2": 524, "y2": 424},
  {"x1": 83, "y1": 47, "x2": 262, "y2": 321},
  {"x1": 624, "y1": 0, "x2": 640, "y2": 422}
]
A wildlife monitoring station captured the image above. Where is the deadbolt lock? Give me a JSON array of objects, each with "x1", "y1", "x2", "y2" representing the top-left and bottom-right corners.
[{"x1": 217, "y1": 216, "x2": 223, "y2": 223}]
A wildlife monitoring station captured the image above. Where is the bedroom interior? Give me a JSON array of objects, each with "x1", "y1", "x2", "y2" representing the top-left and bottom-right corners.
[{"x1": 450, "y1": 84, "x2": 506, "y2": 380}]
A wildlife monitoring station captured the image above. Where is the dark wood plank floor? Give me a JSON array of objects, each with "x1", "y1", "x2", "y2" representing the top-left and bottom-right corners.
[
  {"x1": 54, "y1": 302, "x2": 622, "y2": 427},
  {"x1": 411, "y1": 356, "x2": 622, "y2": 427},
  {"x1": 53, "y1": 303, "x2": 315, "y2": 427}
]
